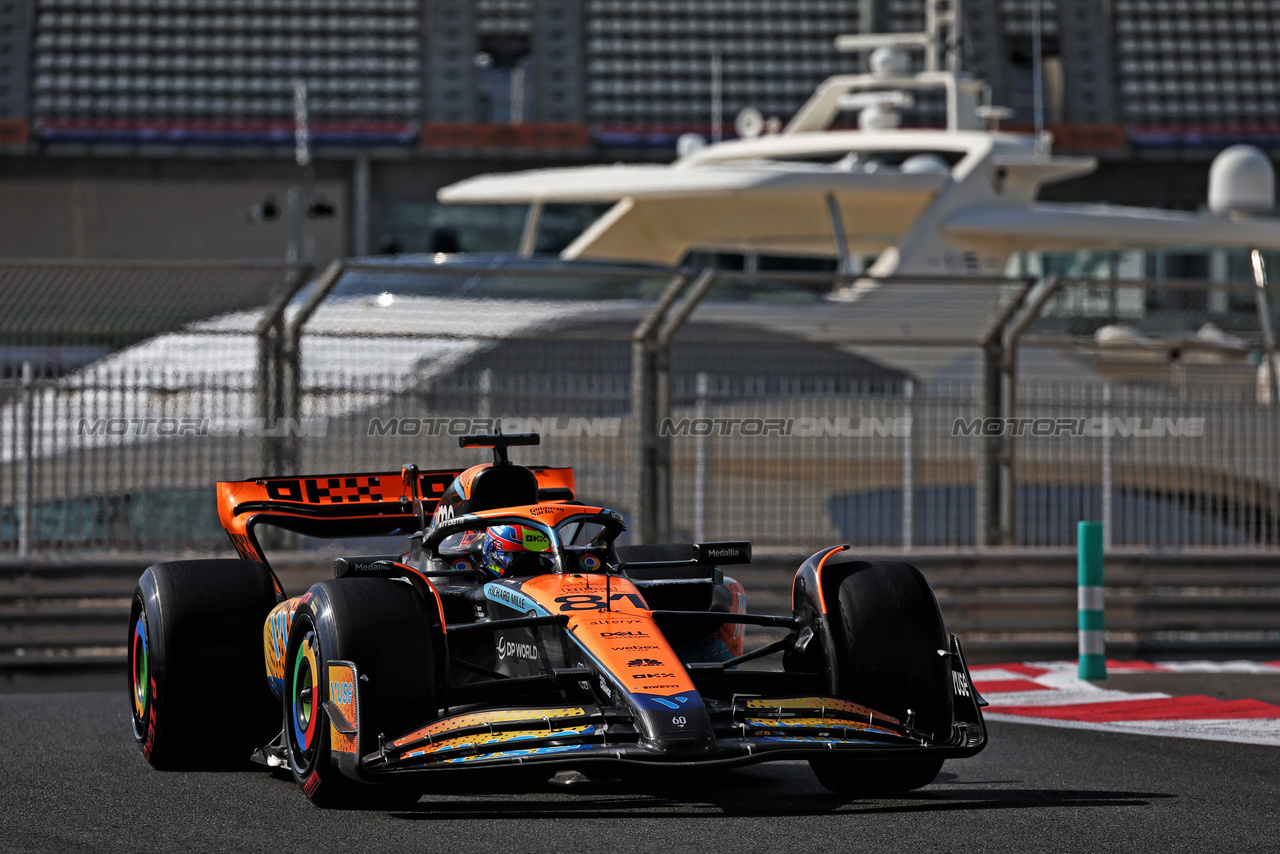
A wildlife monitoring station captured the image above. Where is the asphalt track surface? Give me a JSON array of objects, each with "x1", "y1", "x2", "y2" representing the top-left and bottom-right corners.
[{"x1": 2, "y1": 689, "x2": 1278, "y2": 854}]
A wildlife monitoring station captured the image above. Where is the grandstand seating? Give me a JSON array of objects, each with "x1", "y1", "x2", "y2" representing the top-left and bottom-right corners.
[
  {"x1": 29, "y1": 0, "x2": 423, "y2": 138},
  {"x1": 583, "y1": 0, "x2": 860, "y2": 135},
  {"x1": 14, "y1": 0, "x2": 1280, "y2": 148},
  {"x1": 1112, "y1": 0, "x2": 1280, "y2": 136}
]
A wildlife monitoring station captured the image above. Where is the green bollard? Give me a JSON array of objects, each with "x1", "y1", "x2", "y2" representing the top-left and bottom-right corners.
[{"x1": 1078, "y1": 521, "x2": 1106, "y2": 680}]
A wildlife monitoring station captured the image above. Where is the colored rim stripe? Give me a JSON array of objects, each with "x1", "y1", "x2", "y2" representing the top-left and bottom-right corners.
[
  {"x1": 131, "y1": 618, "x2": 148, "y2": 719},
  {"x1": 291, "y1": 637, "x2": 319, "y2": 752}
]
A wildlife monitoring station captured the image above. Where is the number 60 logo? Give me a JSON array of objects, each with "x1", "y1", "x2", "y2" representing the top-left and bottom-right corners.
[{"x1": 672, "y1": 716, "x2": 686, "y2": 727}]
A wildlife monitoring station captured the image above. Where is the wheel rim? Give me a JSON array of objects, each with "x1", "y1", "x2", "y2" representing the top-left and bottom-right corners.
[
  {"x1": 130, "y1": 615, "x2": 149, "y2": 721},
  {"x1": 290, "y1": 632, "x2": 320, "y2": 761}
]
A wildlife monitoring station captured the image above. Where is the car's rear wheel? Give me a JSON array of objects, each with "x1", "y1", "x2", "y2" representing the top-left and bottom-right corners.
[
  {"x1": 808, "y1": 560, "x2": 950, "y2": 796},
  {"x1": 284, "y1": 579, "x2": 437, "y2": 808},
  {"x1": 129, "y1": 559, "x2": 279, "y2": 770}
]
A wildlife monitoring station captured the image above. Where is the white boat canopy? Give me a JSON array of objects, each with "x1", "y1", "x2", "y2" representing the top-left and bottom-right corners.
[{"x1": 438, "y1": 18, "x2": 1280, "y2": 275}]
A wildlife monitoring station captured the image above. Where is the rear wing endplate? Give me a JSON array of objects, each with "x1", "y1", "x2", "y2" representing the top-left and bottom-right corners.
[{"x1": 217, "y1": 466, "x2": 575, "y2": 569}]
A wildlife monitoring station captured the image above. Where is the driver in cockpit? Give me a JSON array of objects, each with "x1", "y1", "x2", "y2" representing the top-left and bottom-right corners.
[{"x1": 480, "y1": 525, "x2": 555, "y2": 578}]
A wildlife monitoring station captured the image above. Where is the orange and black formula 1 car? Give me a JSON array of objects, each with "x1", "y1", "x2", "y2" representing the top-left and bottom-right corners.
[{"x1": 128, "y1": 432, "x2": 987, "y2": 806}]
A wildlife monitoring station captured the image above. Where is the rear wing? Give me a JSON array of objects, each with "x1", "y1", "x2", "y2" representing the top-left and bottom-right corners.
[
  {"x1": 618, "y1": 541, "x2": 752, "y2": 581},
  {"x1": 217, "y1": 466, "x2": 575, "y2": 569}
]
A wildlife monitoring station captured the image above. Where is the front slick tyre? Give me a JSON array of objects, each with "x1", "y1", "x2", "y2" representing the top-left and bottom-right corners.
[
  {"x1": 809, "y1": 560, "x2": 950, "y2": 796},
  {"x1": 284, "y1": 579, "x2": 435, "y2": 809}
]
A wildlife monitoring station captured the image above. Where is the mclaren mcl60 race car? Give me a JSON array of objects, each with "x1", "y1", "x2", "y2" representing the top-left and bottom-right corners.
[{"x1": 128, "y1": 432, "x2": 986, "y2": 806}]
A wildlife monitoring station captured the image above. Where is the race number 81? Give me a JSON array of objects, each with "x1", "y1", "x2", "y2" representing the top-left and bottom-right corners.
[{"x1": 555, "y1": 592, "x2": 646, "y2": 611}]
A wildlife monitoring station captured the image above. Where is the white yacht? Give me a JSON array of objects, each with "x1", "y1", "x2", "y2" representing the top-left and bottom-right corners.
[{"x1": 439, "y1": 2, "x2": 1280, "y2": 279}]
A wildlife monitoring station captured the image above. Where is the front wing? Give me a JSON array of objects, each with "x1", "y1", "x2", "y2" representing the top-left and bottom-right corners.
[{"x1": 339, "y1": 635, "x2": 987, "y2": 778}]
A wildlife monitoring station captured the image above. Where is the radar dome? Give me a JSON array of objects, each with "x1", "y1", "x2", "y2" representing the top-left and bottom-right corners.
[
  {"x1": 858, "y1": 103, "x2": 902, "y2": 131},
  {"x1": 1209, "y1": 145, "x2": 1274, "y2": 217},
  {"x1": 676, "y1": 133, "x2": 707, "y2": 158},
  {"x1": 734, "y1": 107, "x2": 765, "y2": 139},
  {"x1": 901, "y1": 154, "x2": 950, "y2": 175},
  {"x1": 869, "y1": 47, "x2": 910, "y2": 79}
]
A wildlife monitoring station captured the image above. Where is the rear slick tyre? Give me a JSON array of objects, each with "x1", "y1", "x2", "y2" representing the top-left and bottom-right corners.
[
  {"x1": 808, "y1": 560, "x2": 951, "y2": 796},
  {"x1": 128, "y1": 559, "x2": 279, "y2": 770}
]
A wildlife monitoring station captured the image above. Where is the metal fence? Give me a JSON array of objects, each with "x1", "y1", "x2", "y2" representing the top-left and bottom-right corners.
[{"x1": 3, "y1": 258, "x2": 1280, "y2": 554}]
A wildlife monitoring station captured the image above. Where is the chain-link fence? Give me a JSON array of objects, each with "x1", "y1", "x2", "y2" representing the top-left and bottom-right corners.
[{"x1": 3, "y1": 257, "x2": 1280, "y2": 554}]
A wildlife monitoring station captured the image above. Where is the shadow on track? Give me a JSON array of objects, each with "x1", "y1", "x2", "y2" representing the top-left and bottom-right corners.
[{"x1": 379, "y1": 769, "x2": 1174, "y2": 821}]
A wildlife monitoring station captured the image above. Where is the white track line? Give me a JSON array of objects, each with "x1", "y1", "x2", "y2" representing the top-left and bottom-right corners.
[
  {"x1": 983, "y1": 713, "x2": 1280, "y2": 748},
  {"x1": 972, "y1": 661, "x2": 1280, "y2": 747}
]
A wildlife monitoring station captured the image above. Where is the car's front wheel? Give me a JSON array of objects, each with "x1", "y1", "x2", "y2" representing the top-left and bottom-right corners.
[
  {"x1": 806, "y1": 559, "x2": 951, "y2": 796},
  {"x1": 284, "y1": 578, "x2": 437, "y2": 808}
]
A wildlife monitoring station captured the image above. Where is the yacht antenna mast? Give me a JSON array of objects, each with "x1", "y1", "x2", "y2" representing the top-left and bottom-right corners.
[
  {"x1": 711, "y1": 49, "x2": 723, "y2": 142},
  {"x1": 924, "y1": 0, "x2": 963, "y2": 73},
  {"x1": 1032, "y1": 0, "x2": 1047, "y2": 158}
]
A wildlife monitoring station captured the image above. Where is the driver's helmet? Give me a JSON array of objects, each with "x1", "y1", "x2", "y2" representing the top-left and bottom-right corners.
[{"x1": 482, "y1": 524, "x2": 554, "y2": 578}]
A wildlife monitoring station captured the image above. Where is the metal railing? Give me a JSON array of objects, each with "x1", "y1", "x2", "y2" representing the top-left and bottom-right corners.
[
  {"x1": 4, "y1": 367, "x2": 1278, "y2": 552},
  {"x1": 7, "y1": 552, "x2": 1280, "y2": 673},
  {"x1": 2, "y1": 258, "x2": 1279, "y2": 554}
]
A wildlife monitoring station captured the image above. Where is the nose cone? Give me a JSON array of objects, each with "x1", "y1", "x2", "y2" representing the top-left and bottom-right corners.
[{"x1": 633, "y1": 697, "x2": 716, "y2": 754}]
